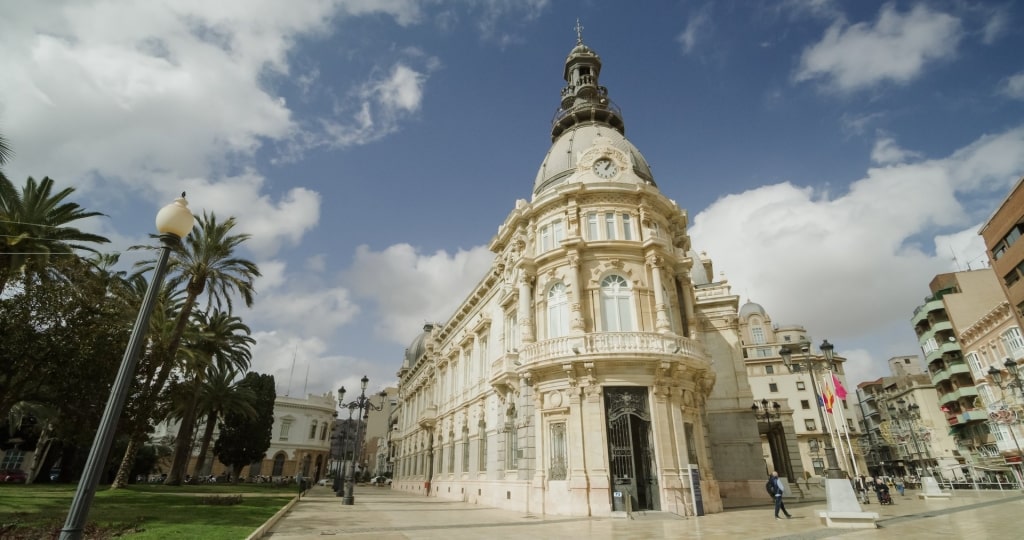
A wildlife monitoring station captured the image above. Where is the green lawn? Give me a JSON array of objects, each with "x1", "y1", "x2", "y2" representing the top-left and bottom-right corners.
[{"x1": 0, "y1": 483, "x2": 294, "y2": 539}]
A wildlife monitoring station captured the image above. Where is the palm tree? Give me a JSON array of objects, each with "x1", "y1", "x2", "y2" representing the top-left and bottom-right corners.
[
  {"x1": 130, "y1": 212, "x2": 259, "y2": 485},
  {"x1": 189, "y1": 365, "x2": 257, "y2": 480},
  {"x1": 165, "y1": 308, "x2": 254, "y2": 483},
  {"x1": 0, "y1": 176, "x2": 109, "y2": 295}
]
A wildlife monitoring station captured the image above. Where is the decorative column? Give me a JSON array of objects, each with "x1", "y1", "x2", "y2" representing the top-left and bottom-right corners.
[
  {"x1": 567, "y1": 251, "x2": 585, "y2": 335},
  {"x1": 647, "y1": 255, "x2": 671, "y2": 334},
  {"x1": 518, "y1": 271, "x2": 536, "y2": 344},
  {"x1": 564, "y1": 366, "x2": 590, "y2": 513}
]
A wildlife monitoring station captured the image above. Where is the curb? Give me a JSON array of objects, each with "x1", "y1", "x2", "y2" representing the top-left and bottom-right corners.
[{"x1": 245, "y1": 493, "x2": 301, "y2": 540}]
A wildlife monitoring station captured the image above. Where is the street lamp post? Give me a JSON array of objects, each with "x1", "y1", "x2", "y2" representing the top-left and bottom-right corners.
[
  {"x1": 986, "y1": 359, "x2": 1024, "y2": 486},
  {"x1": 780, "y1": 339, "x2": 843, "y2": 479},
  {"x1": 752, "y1": 399, "x2": 784, "y2": 478},
  {"x1": 60, "y1": 197, "x2": 194, "y2": 540},
  {"x1": 887, "y1": 399, "x2": 931, "y2": 480},
  {"x1": 338, "y1": 375, "x2": 387, "y2": 505}
]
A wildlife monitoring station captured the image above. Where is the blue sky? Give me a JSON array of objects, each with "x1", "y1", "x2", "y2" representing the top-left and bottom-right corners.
[{"x1": 3, "y1": 1, "x2": 1023, "y2": 396}]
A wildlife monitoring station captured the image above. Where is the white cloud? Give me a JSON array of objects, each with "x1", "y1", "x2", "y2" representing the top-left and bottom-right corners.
[
  {"x1": 677, "y1": 6, "x2": 712, "y2": 55},
  {"x1": 690, "y1": 126, "x2": 1024, "y2": 379},
  {"x1": 870, "y1": 135, "x2": 922, "y2": 165},
  {"x1": 999, "y1": 72, "x2": 1024, "y2": 100},
  {"x1": 795, "y1": 4, "x2": 962, "y2": 92},
  {"x1": 346, "y1": 243, "x2": 495, "y2": 344}
]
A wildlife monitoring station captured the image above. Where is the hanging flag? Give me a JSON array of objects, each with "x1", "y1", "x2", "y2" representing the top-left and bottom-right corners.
[
  {"x1": 832, "y1": 373, "x2": 848, "y2": 399},
  {"x1": 822, "y1": 384, "x2": 835, "y2": 413}
]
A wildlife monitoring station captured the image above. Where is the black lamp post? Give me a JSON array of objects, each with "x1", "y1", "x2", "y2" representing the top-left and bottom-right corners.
[
  {"x1": 887, "y1": 399, "x2": 930, "y2": 479},
  {"x1": 780, "y1": 339, "x2": 843, "y2": 479},
  {"x1": 752, "y1": 399, "x2": 783, "y2": 476},
  {"x1": 338, "y1": 375, "x2": 387, "y2": 505},
  {"x1": 60, "y1": 196, "x2": 194, "y2": 540}
]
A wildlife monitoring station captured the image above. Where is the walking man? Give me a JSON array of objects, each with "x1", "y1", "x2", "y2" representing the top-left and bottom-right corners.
[{"x1": 766, "y1": 471, "x2": 792, "y2": 520}]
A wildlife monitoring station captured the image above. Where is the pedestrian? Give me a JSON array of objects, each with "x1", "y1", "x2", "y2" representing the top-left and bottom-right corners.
[
  {"x1": 855, "y1": 475, "x2": 869, "y2": 504},
  {"x1": 765, "y1": 471, "x2": 792, "y2": 520},
  {"x1": 895, "y1": 477, "x2": 905, "y2": 497}
]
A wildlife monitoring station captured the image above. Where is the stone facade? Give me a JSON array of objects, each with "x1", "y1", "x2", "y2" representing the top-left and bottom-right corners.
[{"x1": 390, "y1": 34, "x2": 763, "y2": 517}]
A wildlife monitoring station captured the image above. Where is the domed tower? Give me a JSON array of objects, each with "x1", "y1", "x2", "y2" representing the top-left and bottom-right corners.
[{"x1": 394, "y1": 28, "x2": 763, "y2": 519}]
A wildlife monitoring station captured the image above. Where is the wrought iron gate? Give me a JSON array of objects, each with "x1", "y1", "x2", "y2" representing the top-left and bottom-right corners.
[{"x1": 605, "y1": 387, "x2": 659, "y2": 511}]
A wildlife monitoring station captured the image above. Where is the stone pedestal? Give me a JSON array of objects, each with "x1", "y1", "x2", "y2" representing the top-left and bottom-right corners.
[
  {"x1": 917, "y1": 476, "x2": 952, "y2": 500},
  {"x1": 816, "y1": 479, "x2": 878, "y2": 529}
]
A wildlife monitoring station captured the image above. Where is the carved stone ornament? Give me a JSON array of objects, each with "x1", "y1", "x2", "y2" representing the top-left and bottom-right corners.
[{"x1": 548, "y1": 390, "x2": 563, "y2": 408}]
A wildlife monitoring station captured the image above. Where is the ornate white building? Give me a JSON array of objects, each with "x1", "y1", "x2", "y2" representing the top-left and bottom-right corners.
[{"x1": 392, "y1": 33, "x2": 765, "y2": 517}]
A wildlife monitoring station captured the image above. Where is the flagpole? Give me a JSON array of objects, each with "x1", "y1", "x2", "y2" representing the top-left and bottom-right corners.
[
  {"x1": 827, "y1": 372, "x2": 861, "y2": 477},
  {"x1": 820, "y1": 374, "x2": 844, "y2": 473}
]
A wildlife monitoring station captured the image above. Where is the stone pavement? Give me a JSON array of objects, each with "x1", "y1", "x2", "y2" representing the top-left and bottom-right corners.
[{"x1": 262, "y1": 484, "x2": 1024, "y2": 539}]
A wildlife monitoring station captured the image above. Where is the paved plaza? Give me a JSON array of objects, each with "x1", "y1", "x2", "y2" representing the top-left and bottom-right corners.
[{"x1": 262, "y1": 484, "x2": 1024, "y2": 539}]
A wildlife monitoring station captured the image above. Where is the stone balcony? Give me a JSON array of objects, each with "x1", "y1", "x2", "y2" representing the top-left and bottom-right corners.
[
  {"x1": 519, "y1": 332, "x2": 708, "y2": 365},
  {"x1": 417, "y1": 405, "x2": 437, "y2": 429}
]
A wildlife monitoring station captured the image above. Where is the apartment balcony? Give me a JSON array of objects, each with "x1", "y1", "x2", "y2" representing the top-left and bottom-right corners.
[
  {"x1": 939, "y1": 340, "x2": 961, "y2": 356},
  {"x1": 940, "y1": 386, "x2": 979, "y2": 407},
  {"x1": 912, "y1": 298, "x2": 944, "y2": 326},
  {"x1": 518, "y1": 332, "x2": 709, "y2": 366},
  {"x1": 931, "y1": 319, "x2": 953, "y2": 334},
  {"x1": 958, "y1": 409, "x2": 990, "y2": 424}
]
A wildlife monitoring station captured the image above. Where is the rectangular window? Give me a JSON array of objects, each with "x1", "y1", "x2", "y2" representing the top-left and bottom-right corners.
[
  {"x1": 605, "y1": 213, "x2": 617, "y2": 239},
  {"x1": 769, "y1": 383, "x2": 778, "y2": 392},
  {"x1": 549, "y1": 422, "x2": 567, "y2": 480},
  {"x1": 805, "y1": 419, "x2": 816, "y2": 431},
  {"x1": 279, "y1": 419, "x2": 292, "y2": 441},
  {"x1": 540, "y1": 225, "x2": 550, "y2": 252},
  {"x1": 587, "y1": 212, "x2": 599, "y2": 240},
  {"x1": 1006, "y1": 269, "x2": 1021, "y2": 287},
  {"x1": 967, "y1": 352, "x2": 985, "y2": 379},
  {"x1": 479, "y1": 429, "x2": 488, "y2": 472},
  {"x1": 505, "y1": 428, "x2": 518, "y2": 470},
  {"x1": 756, "y1": 347, "x2": 772, "y2": 357},
  {"x1": 622, "y1": 213, "x2": 633, "y2": 240},
  {"x1": 685, "y1": 423, "x2": 699, "y2": 465},
  {"x1": 552, "y1": 219, "x2": 565, "y2": 245},
  {"x1": 1002, "y1": 327, "x2": 1024, "y2": 357},
  {"x1": 751, "y1": 326, "x2": 766, "y2": 344},
  {"x1": 812, "y1": 458, "x2": 825, "y2": 476},
  {"x1": 801, "y1": 399, "x2": 810, "y2": 410},
  {"x1": 650, "y1": 221, "x2": 661, "y2": 239},
  {"x1": 765, "y1": 365, "x2": 774, "y2": 374},
  {"x1": 462, "y1": 437, "x2": 470, "y2": 473},
  {"x1": 0, "y1": 449, "x2": 24, "y2": 470},
  {"x1": 796, "y1": 381, "x2": 806, "y2": 390}
]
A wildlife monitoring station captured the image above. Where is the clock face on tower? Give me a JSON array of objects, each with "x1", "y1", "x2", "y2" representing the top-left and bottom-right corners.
[{"x1": 593, "y1": 158, "x2": 619, "y2": 179}]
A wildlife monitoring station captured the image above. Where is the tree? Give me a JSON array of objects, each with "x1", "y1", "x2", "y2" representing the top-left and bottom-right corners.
[
  {"x1": 0, "y1": 176, "x2": 109, "y2": 295},
  {"x1": 213, "y1": 373, "x2": 275, "y2": 480},
  {"x1": 0, "y1": 256, "x2": 134, "y2": 481},
  {"x1": 129, "y1": 212, "x2": 260, "y2": 486},
  {"x1": 165, "y1": 309, "x2": 254, "y2": 483},
  {"x1": 190, "y1": 366, "x2": 256, "y2": 479}
]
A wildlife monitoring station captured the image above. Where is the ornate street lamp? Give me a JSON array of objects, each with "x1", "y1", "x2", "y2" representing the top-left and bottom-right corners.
[
  {"x1": 986, "y1": 359, "x2": 1024, "y2": 485},
  {"x1": 780, "y1": 339, "x2": 843, "y2": 479},
  {"x1": 60, "y1": 196, "x2": 194, "y2": 540},
  {"x1": 338, "y1": 375, "x2": 388, "y2": 505},
  {"x1": 887, "y1": 399, "x2": 931, "y2": 479}
]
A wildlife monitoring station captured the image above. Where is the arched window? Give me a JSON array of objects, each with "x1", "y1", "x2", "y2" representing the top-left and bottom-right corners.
[
  {"x1": 272, "y1": 452, "x2": 286, "y2": 476},
  {"x1": 309, "y1": 420, "x2": 318, "y2": 439},
  {"x1": 600, "y1": 275, "x2": 634, "y2": 332},
  {"x1": 547, "y1": 282, "x2": 569, "y2": 338}
]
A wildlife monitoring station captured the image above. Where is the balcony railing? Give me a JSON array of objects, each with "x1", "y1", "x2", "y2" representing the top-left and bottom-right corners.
[{"x1": 519, "y1": 332, "x2": 708, "y2": 365}]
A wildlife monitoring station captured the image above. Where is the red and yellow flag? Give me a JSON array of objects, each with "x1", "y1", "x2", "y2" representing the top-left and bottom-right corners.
[{"x1": 822, "y1": 384, "x2": 835, "y2": 413}]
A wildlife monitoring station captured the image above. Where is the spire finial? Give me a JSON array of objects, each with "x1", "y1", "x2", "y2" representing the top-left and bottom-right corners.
[{"x1": 575, "y1": 18, "x2": 584, "y2": 44}]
